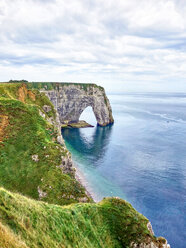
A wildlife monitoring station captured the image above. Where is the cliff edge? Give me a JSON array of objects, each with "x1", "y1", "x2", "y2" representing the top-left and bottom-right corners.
[{"x1": 0, "y1": 188, "x2": 170, "y2": 248}]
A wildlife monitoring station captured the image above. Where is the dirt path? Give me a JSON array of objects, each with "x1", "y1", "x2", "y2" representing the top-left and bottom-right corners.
[{"x1": 0, "y1": 115, "x2": 9, "y2": 143}]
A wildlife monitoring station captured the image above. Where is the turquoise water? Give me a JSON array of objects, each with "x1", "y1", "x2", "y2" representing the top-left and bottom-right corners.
[{"x1": 62, "y1": 93, "x2": 186, "y2": 248}]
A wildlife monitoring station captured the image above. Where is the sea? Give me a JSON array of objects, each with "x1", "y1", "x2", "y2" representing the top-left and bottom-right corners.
[{"x1": 62, "y1": 92, "x2": 186, "y2": 248}]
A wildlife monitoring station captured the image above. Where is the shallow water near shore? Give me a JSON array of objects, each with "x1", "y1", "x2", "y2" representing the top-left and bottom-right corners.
[{"x1": 62, "y1": 92, "x2": 186, "y2": 248}]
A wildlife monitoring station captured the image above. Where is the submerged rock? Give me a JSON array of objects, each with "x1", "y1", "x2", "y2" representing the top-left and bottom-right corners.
[{"x1": 62, "y1": 120, "x2": 94, "y2": 128}]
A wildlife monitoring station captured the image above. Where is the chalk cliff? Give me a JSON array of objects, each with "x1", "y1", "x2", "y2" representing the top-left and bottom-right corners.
[{"x1": 40, "y1": 83, "x2": 114, "y2": 126}]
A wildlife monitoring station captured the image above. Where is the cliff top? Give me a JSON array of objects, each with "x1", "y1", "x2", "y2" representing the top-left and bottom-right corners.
[{"x1": 4, "y1": 80, "x2": 105, "y2": 92}]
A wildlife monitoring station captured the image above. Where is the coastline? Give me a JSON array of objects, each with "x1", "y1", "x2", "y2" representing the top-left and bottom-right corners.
[{"x1": 73, "y1": 162, "x2": 100, "y2": 203}]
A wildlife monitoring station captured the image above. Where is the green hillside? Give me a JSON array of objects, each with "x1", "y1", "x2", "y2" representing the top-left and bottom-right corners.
[
  {"x1": 0, "y1": 83, "x2": 90, "y2": 205},
  {"x1": 0, "y1": 187, "x2": 166, "y2": 248}
]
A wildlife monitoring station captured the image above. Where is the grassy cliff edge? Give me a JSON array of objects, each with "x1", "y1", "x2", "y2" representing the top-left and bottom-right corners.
[{"x1": 0, "y1": 187, "x2": 167, "y2": 248}]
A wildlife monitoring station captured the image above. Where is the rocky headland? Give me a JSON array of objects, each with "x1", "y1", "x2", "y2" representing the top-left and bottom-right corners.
[{"x1": 33, "y1": 82, "x2": 114, "y2": 127}]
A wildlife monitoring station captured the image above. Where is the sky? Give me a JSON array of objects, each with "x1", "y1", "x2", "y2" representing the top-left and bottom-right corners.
[{"x1": 0, "y1": 0, "x2": 186, "y2": 92}]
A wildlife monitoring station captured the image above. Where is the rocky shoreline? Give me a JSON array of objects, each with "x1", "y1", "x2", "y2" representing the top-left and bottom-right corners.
[
  {"x1": 73, "y1": 162, "x2": 99, "y2": 203},
  {"x1": 61, "y1": 120, "x2": 94, "y2": 128}
]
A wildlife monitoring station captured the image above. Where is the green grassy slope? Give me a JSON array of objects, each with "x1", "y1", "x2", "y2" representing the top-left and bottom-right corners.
[
  {"x1": 0, "y1": 83, "x2": 90, "y2": 205},
  {"x1": 0, "y1": 187, "x2": 165, "y2": 248}
]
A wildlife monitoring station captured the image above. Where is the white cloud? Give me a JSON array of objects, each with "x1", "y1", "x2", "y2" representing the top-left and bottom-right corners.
[
  {"x1": 125, "y1": 0, "x2": 185, "y2": 32},
  {"x1": 0, "y1": 0, "x2": 186, "y2": 92}
]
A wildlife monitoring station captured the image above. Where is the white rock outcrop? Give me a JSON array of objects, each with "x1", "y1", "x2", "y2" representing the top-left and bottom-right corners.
[
  {"x1": 40, "y1": 84, "x2": 114, "y2": 126},
  {"x1": 130, "y1": 222, "x2": 170, "y2": 248}
]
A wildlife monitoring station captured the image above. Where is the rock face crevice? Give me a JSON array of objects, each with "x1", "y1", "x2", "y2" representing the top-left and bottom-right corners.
[{"x1": 41, "y1": 84, "x2": 114, "y2": 126}]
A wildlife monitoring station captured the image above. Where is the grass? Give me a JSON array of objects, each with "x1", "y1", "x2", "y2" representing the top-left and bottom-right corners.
[
  {"x1": 0, "y1": 83, "x2": 90, "y2": 205},
  {"x1": 0, "y1": 187, "x2": 165, "y2": 248},
  {"x1": 28, "y1": 82, "x2": 104, "y2": 92},
  {"x1": 6, "y1": 80, "x2": 105, "y2": 92}
]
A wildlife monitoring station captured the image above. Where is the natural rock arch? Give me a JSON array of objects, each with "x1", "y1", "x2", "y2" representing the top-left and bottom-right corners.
[
  {"x1": 41, "y1": 83, "x2": 114, "y2": 126},
  {"x1": 79, "y1": 106, "x2": 97, "y2": 124}
]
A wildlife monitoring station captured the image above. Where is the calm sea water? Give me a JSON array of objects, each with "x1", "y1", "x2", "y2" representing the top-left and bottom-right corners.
[{"x1": 62, "y1": 93, "x2": 186, "y2": 248}]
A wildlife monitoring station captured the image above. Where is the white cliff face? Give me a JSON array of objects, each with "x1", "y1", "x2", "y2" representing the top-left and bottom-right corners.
[
  {"x1": 130, "y1": 222, "x2": 170, "y2": 248},
  {"x1": 40, "y1": 84, "x2": 114, "y2": 126},
  {"x1": 131, "y1": 242, "x2": 170, "y2": 248}
]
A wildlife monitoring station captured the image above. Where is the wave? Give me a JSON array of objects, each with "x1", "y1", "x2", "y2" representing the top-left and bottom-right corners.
[
  {"x1": 114, "y1": 104, "x2": 186, "y2": 124},
  {"x1": 144, "y1": 110, "x2": 186, "y2": 124}
]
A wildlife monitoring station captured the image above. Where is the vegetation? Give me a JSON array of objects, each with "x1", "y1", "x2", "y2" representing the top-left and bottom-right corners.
[
  {"x1": 61, "y1": 120, "x2": 94, "y2": 128},
  {"x1": 0, "y1": 83, "x2": 90, "y2": 205},
  {"x1": 9, "y1": 79, "x2": 28, "y2": 83},
  {"x1": 0, "y1": 187, "x2": 165, "y2": 248},
  {"x1": 0, "y1": 82, "x2": 167, "y2": 247},
  {"x1": 26, "y1": 82, "x2": 104, "y2": 92},
  {"x1": 3, "y1": 80, "x2": 105, "y2": 92}
]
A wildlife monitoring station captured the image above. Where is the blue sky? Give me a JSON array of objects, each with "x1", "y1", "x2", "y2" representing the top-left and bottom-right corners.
[{"x1": 0, "y1": 0, "x2": 186, "y2": 92}]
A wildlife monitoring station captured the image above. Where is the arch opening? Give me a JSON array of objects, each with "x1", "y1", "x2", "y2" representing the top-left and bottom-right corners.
[{"x1": 79, "y1": 106, "x2": 97, "y2": 126}]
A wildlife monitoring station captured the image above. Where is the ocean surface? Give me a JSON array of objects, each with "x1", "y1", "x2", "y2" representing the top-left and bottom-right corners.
[{"x1": 62, "y1": 92, "x2": 186, "y2": 248}]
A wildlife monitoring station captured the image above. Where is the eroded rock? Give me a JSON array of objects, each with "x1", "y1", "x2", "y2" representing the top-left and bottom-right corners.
[
  {"x1": 40, "y1": 84, "x2": 114, "y2": 126},
  {"x1": 32, "y1": 155, "x2": 39, "y2": 162},
  {"x1": 38, "y1": 186, "x2": 47, "y2": 199}
]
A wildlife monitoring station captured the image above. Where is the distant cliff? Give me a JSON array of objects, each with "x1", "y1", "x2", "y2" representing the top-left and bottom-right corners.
[{"x1": 28, "y1": 82, "x2": 114, "y2": 126}]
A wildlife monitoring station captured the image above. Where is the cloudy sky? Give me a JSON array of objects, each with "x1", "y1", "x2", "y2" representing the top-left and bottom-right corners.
[{"x1": 0, "y1": 0, "x2": 186, "y2": 92}]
